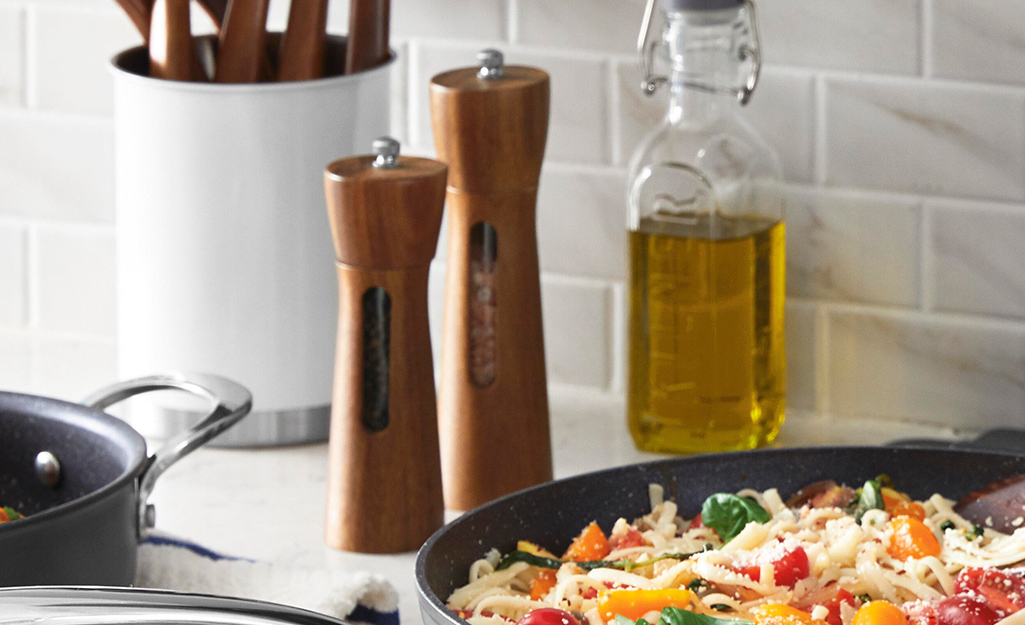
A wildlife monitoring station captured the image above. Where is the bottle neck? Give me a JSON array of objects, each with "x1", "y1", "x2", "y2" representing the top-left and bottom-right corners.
[{"x1": 663, "y1": 7, "x2": 744, "y2": 125}]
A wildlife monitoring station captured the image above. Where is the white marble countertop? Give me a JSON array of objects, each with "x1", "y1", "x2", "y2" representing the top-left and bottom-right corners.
[{"x1": 146, "y1": 390, "x2": 967, "y2": 624}]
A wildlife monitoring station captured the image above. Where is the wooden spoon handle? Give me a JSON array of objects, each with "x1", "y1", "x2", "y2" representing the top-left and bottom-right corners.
[
  {"x1": 214, "y1": 0, "x2": 270, "y2": 83},
  {"x1": 345, "y1": 0, "x2": 389, "y2": 74},
  {"x1": 195, "y1": 0, "x2": 228, "y2": 28},
  {"x1": 277, "y1": 0, "x2": 329, "y2": 81},
  {"x1": 115, "y1": 0, "x2": 152, "y2": 42},
  {"x1": 149, "y1": 0, "x2": 197, "y2": 81}
]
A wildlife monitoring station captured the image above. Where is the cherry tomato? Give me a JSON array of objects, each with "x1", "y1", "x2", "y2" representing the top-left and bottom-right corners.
[
  {"x1": 936, "y1": 596, "x2": 1002, "y2": 625},
  {"x1": 887, "y1": 517, "x2": 941, "y2": 561},
  {"x1": 853, "y1": 601, "x2": 907, "y2": 625},
  {"x1": 954, "y1": 568, "x2": 1025, "y2": 616},
  {"x1": 516, "y1": 608, "x2": 581, "y2": 625},
  {"x1": 737, "y1": 544, "x2": 810, "y2": 588},
  {"x1": 822, "y1": 589, "x2": 857, "y2": 625},
  {"x1": 529, "y1": 570, "x2": 557, "y2": 601},
  {"x1": 609, "y1": 526, "x2": 646, "y2": 551},
  {"x1": 563, "y1": 522, "x2": 610, "y2": 562},
  {"x1": 890, "y1": 501, "x2": 927, "y2": 522}
]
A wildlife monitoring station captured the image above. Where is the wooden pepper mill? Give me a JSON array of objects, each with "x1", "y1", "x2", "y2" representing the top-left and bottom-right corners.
[
  {"x1": 430, "y1": 49, "x2": 553, "y2": 511},
  {"x1": 323, "y1": 137, "x2": 447, "y2": 552}
]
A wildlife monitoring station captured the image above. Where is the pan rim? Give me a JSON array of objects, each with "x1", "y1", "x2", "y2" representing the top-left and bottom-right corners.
[
  {"x1": 0, "y1": 390, "x2": 148, "y2": 535},
  {"x1": 414, "y1": 445, "x2": 1025, "y2": 625}
]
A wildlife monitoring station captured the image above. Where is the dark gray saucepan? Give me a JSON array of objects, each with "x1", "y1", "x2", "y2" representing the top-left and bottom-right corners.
[
  {"x1": 416, "y1": 446, "x2": 1025, "y2": 625},
  {"x1": 0, "y1": 372, "x2": 251, "y2": 587}
]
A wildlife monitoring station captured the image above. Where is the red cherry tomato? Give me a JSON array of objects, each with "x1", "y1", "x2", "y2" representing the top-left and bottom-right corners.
[
  {"x1": 737, "y1": 544, "x2": 810, "y2": 588},
  {"x1": 822, "y1": 589, "x2": 857, "y2": 625},
  {"x1": 954, "y1": 568, "x2": 1025, "y2": 616},
  {"x1": 516, "y1": 609, "x2": 581, "y2": 625},
  {"x1": 609, "y1": 526, "x2": 646, "y2": 551},
  {"x1": 936, "y1": 596, "x2": 1002, "y2": 625}
]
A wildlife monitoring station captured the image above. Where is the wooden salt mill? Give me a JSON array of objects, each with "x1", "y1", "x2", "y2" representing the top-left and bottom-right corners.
[
  {"x1": 323, "y1": 137, "x2": 447, "y2": 552},
  {"x1": 431, "y1": 49, "x2": 553, "y2": 511}
]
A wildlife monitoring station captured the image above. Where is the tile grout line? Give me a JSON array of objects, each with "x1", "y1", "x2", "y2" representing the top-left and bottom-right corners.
[
  {"x1": 920, "y1": 0, "x2": 934, "y2": 79},
  {"x1": 919, "y1": 200, "x2": 934, "y2": 313},
  {"x1": 814, "y1": 302, "x2": 830, "y2": 416},
  {"x1": 607, "y1": 281, "x2": 625, "y2": 395},
  {"x1": 22, "y1": 1, "x2": 35, "y2": 110},
  {"x1": 606, "y1": 59, "x2": 621, "y2": 168},
  {"x1": 812, "y1": 74, "x2": 828, "y2": 187}
]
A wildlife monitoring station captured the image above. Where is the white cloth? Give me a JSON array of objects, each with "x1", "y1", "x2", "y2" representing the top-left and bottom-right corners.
[{"x1": 135, "y1": 534, "x2": 399, "y2": 621}]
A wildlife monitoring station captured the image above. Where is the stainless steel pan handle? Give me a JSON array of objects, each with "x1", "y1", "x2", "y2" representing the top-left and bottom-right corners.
[{"x1": 82, "y1": 372, "x2": 252, "y2": 536}]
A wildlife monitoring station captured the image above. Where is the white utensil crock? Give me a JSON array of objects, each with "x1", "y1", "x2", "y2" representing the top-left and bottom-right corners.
[{"x1": 110, "y1": 37, "x2": 392, "y2": 446}]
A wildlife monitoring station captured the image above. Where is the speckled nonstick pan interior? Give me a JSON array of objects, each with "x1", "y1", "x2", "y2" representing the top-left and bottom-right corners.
[{"x1": 415, "y1": 446, "x2": 1025, "y2": 625}]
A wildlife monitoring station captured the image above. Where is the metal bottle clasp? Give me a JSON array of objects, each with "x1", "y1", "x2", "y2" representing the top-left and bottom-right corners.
[{"x1": 637, "y1": 0, "x2": 761, "y2": 105}]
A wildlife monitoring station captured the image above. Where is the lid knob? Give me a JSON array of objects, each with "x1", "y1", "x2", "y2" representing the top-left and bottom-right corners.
[
  {"x1": 372, "y1": 136, "x2": 400, "y2": 169},
  {"x1": 477, "y1": 49, "x2": 504, "y2": 80}
]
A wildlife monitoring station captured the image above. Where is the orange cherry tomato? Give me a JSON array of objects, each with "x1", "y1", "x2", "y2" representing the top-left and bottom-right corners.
[
  {"x1": 887, "y1": 516, "x2": 942, "y2": 560},
  {"x1": 881, "y1": 488, "x2": 911, "y2": 512},
  {"x1": 852, "y1": 601, "x2": 908, "y2": 625},
  {"x1": 529, "y1": 570, "x2": 557, "y2": 601},
  {"x1": 890, "y1": 501, "x2": 926, "y2": 522},
  {"x1": 563, "y1": 521, "x2": 610, "y2": 562}
]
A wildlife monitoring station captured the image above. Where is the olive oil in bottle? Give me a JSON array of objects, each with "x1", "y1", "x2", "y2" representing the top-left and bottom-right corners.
[
  {"x1": 627, "y1": 213, "x2": 785, "y2": 453},
  {"x1": 627, "y1": 0, "x2": 785, "y2": 454}
]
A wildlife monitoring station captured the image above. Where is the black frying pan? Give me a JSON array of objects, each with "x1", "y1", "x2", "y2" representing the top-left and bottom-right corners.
[
  {"x1": 0, "y1": 372, "x2": 251, "y2": 587},
  {"x1": 415, "y1": 446, "x2": 1025, "y2": 625}
]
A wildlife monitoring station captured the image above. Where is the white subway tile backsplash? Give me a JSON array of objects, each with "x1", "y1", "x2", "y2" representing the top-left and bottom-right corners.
[
  {"x1": 0, "y1": 332, "x2": 31, "y2": 392},
  {"x1": 0, "y1": 7, "x2": 23, "y2": 108},
  {"x1": 513, "y1": 0, "x2": 643, "y2": 54},
  {"x1": 931, "y1": 0, "x2": 1025, "y2": 86},
  {"x1": 613, "y1": 64, "x2": 815, "y2": 183},
  {"x1": 35, "y1": 226, "x2": 115, "y2": 336},
  {"x1": 31, "y1": 5, "x2": 140, "y2": 116},
  {"x1": 541, "y1": 277, "x2": 610, "y2": 389},
  {"x1": 536, "y1": 165, "x2": 626, "y2": 280},
  {"x1": 394, "y1": 0, "x2": 504, "y2": 42},
  {"x1": 785, "y1": 301, "x2": 816, "y2": 412},
  {"x1": 33, "y1": 335, "x2": 116, "y2": 400},
  {"x1": 0, "y1": 224, "x2": 26, "y2": 328},
  {"x1": 823, "y1": 79, "x2": 1025, "y2": 202},
  {"x1": 828, "y1": 310, "x2": 1025, "y2": 428},
  {"x1": 411, "y1": 44, "x2": 608, "y2": 164},
  {"x1": 929, "y1": 200, "x2": 1025, "y2": 320},
  {"x1": 786, "y1": 188, "x2": 920, "y2": 306},
  {"x1": 0, "y1": 113, "x2": 114, "y2": 222},
  {"x1": 758, "y1": 0, "x2": 920, "y2": 75}
]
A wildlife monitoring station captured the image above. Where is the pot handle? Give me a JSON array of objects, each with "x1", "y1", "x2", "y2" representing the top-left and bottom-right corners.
[{"x1": 82, "y1": 372, "x2": 252, "y2": 535}]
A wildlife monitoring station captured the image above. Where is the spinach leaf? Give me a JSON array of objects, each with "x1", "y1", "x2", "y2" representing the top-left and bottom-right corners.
[
  {"x1": 700, "y1": 494, "x2": 770, "y2": 543},
  {"x1": 616, "y1": 616, "x2": 638, "y2": 625},
  {"x1": 659, "y1": 607, "x2": 753, "y2": 625},
  {"x1": 2, "y1": 506, "x2": 21, "y2": 520}
]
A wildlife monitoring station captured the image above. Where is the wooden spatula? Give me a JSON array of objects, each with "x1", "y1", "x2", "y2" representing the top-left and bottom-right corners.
[
  {"x1": 195, "y1": 0, "x2": 228, "y2": 28},
  {"x1": 214, "y1": 0, "x2": 270, "y2": 83},
  {"x1": 149, "y1": 0, "x2": 199, "y2": 81},
  {"x1": 277, "y1": 0, "x2": 329, "y2": 81},
  {"x1": 345, "y1": 0, "x2": 389, "y2": 74}
]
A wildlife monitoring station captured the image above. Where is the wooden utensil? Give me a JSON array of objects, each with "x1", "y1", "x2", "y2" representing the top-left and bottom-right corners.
[
  {"x1": 278, "y1": 0, "x2": 329, "y2": 81},
  {"x1": 195, "y1": 0, "x2": 229, "y2": 28},
  {"x1": 149, "y1": 0, "x2": 200, "y2": 81},
  {"x1": 345, "y1": 0, "x2": 389, "y2": 74},
  {"x1": 115, "y1": 0, "x2": 152, "y2": 41},
  {"x1": 214, "y1": 0, "x2": 270, "y2": 83},
  {"x1": 323, "y1": 138, "x2": 447, "y2": 553},
  {"x1": 430, "y1": 50, "x2": 553, "y2": 511}
]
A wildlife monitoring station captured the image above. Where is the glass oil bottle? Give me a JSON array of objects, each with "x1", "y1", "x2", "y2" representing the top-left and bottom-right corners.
[{"x1": 627, "y1": 0, "x2": 785, "y2": 454}]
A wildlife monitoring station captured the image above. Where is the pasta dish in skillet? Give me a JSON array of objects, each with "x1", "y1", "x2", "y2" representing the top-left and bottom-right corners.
[{"x1": 447, "y1": 479, "x2": 1025, "y2": 625}]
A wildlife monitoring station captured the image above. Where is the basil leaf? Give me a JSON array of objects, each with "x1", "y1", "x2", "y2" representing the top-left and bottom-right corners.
[
  {"x1": 496, "y1": 551, "x2": 564, "y2": 570},
  {"x1": 700, "y1": 494, "x2": 770, "y2": 543},
  {"x1": 860, "y1": 480, "x2": 883, "y2": 511},
  {"x1": 659, "y1": 607, "x2": 753, "y2": 625}
]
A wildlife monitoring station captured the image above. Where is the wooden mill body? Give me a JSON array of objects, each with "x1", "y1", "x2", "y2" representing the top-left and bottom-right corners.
[
  {"x1": 323, "y1": 149, "x2": 447, "y2": 552},
  {"x1": 430, "y1": 61, "x2": 553, "y2": 511}
]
